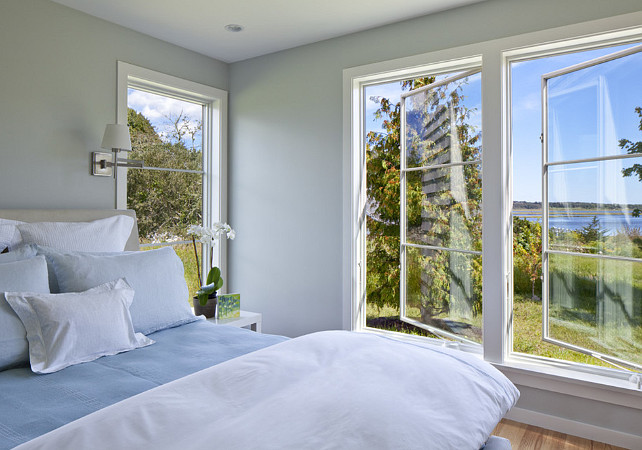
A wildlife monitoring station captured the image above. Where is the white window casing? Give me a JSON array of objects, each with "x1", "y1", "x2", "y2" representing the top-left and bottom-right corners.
[{"x1": 116, "y1": 62, "x2": 228, "y2": 283}]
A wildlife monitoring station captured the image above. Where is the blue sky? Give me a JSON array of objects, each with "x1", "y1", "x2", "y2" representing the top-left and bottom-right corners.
[
  {"x1": 512, "y1": 43, "x2": 641, "y2": 203},
  {"x1": 127, "y1": 88, "x2": 203, "y2": 151},
  {"x1": 365, "y1": 44, "x2": 642, "y2": 205}
]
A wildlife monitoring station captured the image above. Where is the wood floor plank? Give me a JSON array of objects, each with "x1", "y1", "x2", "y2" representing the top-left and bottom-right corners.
[{"x1": 492, "y1": 419, "x2": 628, "y2": 450}]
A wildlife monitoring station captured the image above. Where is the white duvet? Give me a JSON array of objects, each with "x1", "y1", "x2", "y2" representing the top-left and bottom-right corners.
[{"x1": 18, "y1": 331, "x2": 518, "y2": 450}]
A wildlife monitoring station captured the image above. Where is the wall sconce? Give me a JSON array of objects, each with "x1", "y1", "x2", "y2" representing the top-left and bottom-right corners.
[{"x1": 92, "y1": 124, "x2": 144, "y2": 177}]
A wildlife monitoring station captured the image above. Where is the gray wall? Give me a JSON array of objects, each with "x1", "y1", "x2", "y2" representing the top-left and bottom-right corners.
[{"x1": 0, "y1": 0, "x2": 228, "y2": 209}]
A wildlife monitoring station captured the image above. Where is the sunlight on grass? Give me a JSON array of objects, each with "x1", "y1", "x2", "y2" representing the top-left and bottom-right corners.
[{"x1": 512, "y1": 294, "x2": 613, "y2": 368}]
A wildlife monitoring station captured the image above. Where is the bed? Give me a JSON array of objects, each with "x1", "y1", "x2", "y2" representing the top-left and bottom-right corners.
[{"x1": 0, "y1": 209, "x2": 518, "y2": 450}]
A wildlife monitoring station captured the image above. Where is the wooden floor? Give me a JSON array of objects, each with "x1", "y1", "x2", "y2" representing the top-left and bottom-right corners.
[{"x1": 492, "y1": 420, "x2": 628, "y2": 450}]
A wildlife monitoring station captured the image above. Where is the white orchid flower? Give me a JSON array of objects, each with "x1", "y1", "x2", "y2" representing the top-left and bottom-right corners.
[{"x1": 188, "y1": 223, "x2": 236, "y2": 245}]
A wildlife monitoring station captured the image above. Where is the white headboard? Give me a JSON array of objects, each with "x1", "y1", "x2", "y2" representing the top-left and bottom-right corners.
[{"x1": 0, "y1": 209, "x2": 140, "y2": 251}]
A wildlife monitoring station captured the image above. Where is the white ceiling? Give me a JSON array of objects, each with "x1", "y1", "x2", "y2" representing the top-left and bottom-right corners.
[{"x1": 51, "y1": 0, "x2": 485, "y2": 63}]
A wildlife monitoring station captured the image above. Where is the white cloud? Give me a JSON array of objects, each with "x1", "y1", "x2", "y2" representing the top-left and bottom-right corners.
[{"x1": 127, "y1": 88, "x2": 202, "y2": 148}]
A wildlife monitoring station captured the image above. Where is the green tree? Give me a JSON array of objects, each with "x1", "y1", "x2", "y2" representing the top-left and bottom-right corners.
[
  {"x1": 578, "y1": 216, "x2": 606, "y2": 248},
  {"x1": 513, "y1": 217, "x2": 542, "y2": 300},
  {"x1": 126, "y1": 108, "x2": 202, "y2": 240},
  {"x1": 621, "y1": 107, "x2": 642, "y2": 216},
  {"x1": 365, "y1": 78, "x2": 435, "y2": 311}
]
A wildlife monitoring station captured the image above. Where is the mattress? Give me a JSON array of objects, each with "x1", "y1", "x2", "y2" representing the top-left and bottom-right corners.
[{"x1": 0, "y1": 320, "x2": 287, "y2": 449}]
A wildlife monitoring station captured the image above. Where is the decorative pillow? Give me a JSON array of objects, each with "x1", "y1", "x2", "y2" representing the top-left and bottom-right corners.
[
  {"x1": 16, "y1": 215, "x2": 134, "y2": 252},
  {"x1": 0, "y1": 256, "x2": 50, "y2": 371},
  {"x1": 5, "y1": 279, "x2": 154, "y2": 374},
  {"x1": 48, "y1": 246, "x2": 200, "y2": 335},
  {"x1": 0, "y1": 244, "x2": 37, "y2": 264}
]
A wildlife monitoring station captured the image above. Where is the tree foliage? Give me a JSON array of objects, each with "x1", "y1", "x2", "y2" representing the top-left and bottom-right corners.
[
  {"x1": 578, "y1": 216, "x2": 607, "y2": 245},
  {"x1": 365, "y1": 78, "x2": 435, "y2": 311},
  {"x1": 513, "y1": 217, "x2": 542, "y2": 300},
  {"x1": 621, "y1": 107, "x2": 642, "y2": 216},
  {"x1": 126, "y1": 108, "x2": 202, "y2": 241}
]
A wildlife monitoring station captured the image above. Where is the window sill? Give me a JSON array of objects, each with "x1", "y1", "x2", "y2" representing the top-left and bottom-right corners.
[{"x1": 494, "y1": 358, "x2": 642, "y2": 410}]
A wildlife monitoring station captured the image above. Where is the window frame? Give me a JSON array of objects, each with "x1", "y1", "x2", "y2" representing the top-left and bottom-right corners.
[
  {"x1": 343, "y1": 12, "x2": 642, "y2": 399},
  {"x1": 116, "y1": 62, "x2": 228, "y2": 283}
]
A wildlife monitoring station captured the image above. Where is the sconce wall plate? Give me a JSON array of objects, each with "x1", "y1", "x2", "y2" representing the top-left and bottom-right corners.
[{"x1": 92, "y1": 152, "x2": 113, "y2": 177}]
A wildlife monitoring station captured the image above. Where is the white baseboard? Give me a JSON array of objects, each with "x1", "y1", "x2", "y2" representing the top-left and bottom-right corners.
[{"x1": 505, "y1": 407, "x2": 642, "y2": 449}]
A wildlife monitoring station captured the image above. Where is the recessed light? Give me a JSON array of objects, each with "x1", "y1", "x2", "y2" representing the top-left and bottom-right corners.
[{"x1": 224, "y1": 24, "x2": 244, "y2": 33}]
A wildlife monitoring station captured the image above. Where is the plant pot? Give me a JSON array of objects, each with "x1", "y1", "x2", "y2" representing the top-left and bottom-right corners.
[{"x1": 193, "y1": 293, "x2": 217, "y2": 318}]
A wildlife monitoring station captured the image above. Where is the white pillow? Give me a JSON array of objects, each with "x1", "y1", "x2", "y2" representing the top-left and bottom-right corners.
[
  {"x1": 16, "y1": 215, "x2": 134, "y2": 252},
  {"x1": 5, "y1": 278, "x2": 154, "y2": 374},
  {"x1": 0, "y1": 219, "x2": 24, "y2": 251}
]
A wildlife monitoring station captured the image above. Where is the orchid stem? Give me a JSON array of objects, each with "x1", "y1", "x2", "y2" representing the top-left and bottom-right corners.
[{"x1": 192, "y1": 237, "x2": 202, "y2": 286}]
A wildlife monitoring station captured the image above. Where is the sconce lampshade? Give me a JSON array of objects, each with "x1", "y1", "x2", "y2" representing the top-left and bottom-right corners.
[{"x1": 101, "y1": 124, "x2": 132, "y2": 151}]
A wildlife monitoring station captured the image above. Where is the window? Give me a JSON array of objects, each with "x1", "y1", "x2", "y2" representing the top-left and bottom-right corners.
[
  {"x1": 346, "y1": 18, "x2": 642, "y2": 390},
  {"x1": 511, "y1": 44, "x2": 642, "y2": 370},
  {"x1": 116, "y1": 63, "x2": 227, "y2": 296},
  {"x1": 400, "y1": 70, "x2": 483, "y2": 344},
  {"x1": 350, "y1": 57, "x2": 482, "y2": 344}
]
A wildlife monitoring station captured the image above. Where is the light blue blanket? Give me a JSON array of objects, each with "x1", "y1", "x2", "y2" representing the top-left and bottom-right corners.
[{"x1": 0, "y1": 321, "x2": 287, "y2": 449}]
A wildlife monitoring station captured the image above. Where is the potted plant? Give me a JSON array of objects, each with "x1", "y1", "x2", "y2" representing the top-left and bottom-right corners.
[{"x1": 188, "y1": 223, "x2": 235, "y2": 318}]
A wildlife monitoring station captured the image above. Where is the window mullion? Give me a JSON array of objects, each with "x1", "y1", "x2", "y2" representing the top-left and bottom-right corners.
[
  {"x1": 402, "y1": 159, "x2": 481, "y2": 172},
  {"x1": 400, "y1": 94, "x2": 408, "y2": 320},
  {"x1": 131, "y1": 166, "x2": 204, "y2": 175}
]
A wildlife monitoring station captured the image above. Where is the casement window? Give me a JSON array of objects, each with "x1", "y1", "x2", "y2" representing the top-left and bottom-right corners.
[
  {"x1": 346, "y1": 20, "x2": 642, "y2": 390},
  {"x1": 116, "y1": 62, "x2": 227, "y2": 291},
  {"x1": 400, "y1": 69, "x2": 483, "y2": 344},
  {"x1": 526, "y1": 44, "x2": 642, "y2": 370}
]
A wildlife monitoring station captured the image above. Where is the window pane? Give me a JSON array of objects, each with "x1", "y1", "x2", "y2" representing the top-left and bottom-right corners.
[
  {"x1": 404, "y1": 72, "x2": 481, "y2": 168},
  {"x1": 406, "y1": 164, "x2": 482, "y2": 250},
  {"x1": 128, "y1": 170, "x2": 202, "y2": 242},
  {"x1": 404, "y1": 246, "x2": 482, "y2": 343},
  {"x1": 548, "y1": 253, "x2": 642, "y2": 366},
  {"x1": 546, "y1": 49, "x2": 642, "y2": 163},
  {"x1": 128, "y1": 88, "x2": 203, "y2": 171},
  {"x1": 548, "y1": 158, "x2": 642, "y2": 257}
]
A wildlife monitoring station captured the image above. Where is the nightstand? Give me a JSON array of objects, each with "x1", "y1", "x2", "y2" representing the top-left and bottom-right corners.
[{"x1": 209, "y1": 310, "x2": 262, "y2": 333}]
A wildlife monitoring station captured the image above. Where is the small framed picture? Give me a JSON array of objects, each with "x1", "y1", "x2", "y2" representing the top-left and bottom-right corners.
[{"x1": 217, "y1": 293, "x2": 240, "y2": 319}]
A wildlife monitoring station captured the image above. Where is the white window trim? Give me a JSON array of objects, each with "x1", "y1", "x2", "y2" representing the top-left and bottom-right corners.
[
  {"x1": 342, "y1": 11, "x2": 642, "y2": 409},
  {"x1": 116, "y1": 62, "x2": 228, "y2": 282}
]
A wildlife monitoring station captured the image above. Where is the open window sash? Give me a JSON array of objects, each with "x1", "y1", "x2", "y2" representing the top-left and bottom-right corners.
[
  {"x1": 541, "y1": 44, "x2": 642, "y2": 371},
  {"x1": 399, "y1": 69, "x2": 482, "y2": 345}
]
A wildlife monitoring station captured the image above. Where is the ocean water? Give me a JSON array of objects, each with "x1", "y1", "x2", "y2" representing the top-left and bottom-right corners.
[{"x1": 514, "y1": 212, "x2": 642, "y2": 235}]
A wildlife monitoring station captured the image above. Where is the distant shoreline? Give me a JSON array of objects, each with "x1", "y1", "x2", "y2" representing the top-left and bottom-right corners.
[
  {"x1": 514, "y1": 210, "x2": 637, "y2": 217},
  {"x1": 513, "y1": 201, "x2": 642, "y2": 212}
]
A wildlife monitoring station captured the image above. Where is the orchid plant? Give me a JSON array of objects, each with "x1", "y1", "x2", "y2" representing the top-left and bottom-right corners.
[{"x1": 187, "y1": 223, "x2": 235, "y2": 306}]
